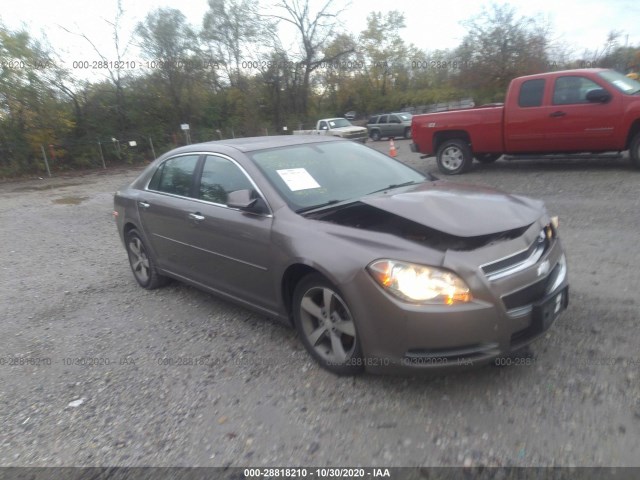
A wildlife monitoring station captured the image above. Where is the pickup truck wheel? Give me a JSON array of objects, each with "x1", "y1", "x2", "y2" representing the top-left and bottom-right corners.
[
  {"x1": 403, "y1": 127, "x2": 412, "y2": 139},
  {"x1": 370, "y1": 130, "x2": 381, "y2": 141},
  {"x1": 436, "y1": 139, "x2": 473, "y2": 175},
  {"x1": 630, "y1": 133, "x2": 640, "y2": 169},
  {"x1": 475, "y1": 153, "x2": 501, "y2": 164}
]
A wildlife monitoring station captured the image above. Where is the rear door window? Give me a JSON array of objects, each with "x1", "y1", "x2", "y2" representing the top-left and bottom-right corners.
[{"x1": 518, "y1": 79, "x2": 546, "y2": 107}]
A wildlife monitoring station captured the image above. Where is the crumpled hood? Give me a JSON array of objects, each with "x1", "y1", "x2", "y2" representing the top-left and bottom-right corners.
[{"x1": 359, "y1": 181, "x2": 544, "y2": 237}]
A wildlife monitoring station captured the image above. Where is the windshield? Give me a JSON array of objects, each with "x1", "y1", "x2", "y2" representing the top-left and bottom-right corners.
[
  {"x1": 598, "y1": 70, "x2": 640, "y2": 94},
  {"x1": 249, "y1": 141, "x2": 427, "y2": 212},
  {"x1": 327, "y1": 118, "x2": 352, "y2": 128}
]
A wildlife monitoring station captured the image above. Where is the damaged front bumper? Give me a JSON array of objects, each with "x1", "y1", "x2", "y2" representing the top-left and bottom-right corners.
[{"x1": 342, "y1": 222, "x2": 569, "y2": 374}]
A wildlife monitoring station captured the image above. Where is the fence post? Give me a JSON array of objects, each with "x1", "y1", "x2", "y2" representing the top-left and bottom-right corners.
[
  {"x1": 149, "y1": 137, "x2": 157, "y2": 160},
  {"x1": 97, "y1": 141, "x2": 106, "y2": 169},
  {"x1": 40, "y1": 145, "x2": 52, "y2": 177}
]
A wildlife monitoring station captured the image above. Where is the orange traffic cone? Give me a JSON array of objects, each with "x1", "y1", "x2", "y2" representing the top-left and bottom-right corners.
[{"x1": 389, "y1": 138, "x2": 397, "y2": 157}]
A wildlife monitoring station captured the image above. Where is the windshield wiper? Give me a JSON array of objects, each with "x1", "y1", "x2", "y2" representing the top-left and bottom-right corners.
[
  {"x1": 366, "y1": 180, "x2": 420, "y2": 195},
  {"x1": 296, "y1": 199, "x2": 346, "y2": 214}
]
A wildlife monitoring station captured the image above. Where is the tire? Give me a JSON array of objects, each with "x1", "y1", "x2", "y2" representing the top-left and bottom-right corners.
[
  {"x1": 436, "y1": 139, "x2": 473, "y2": 175},
  {"x1": 475, "y1": 153, "x2": 501, "y2": 164},
  {"x1": 125, "y1": 228, "x2": 168, "y2": 289},
  {"x1": 293, "y1": 273, "x2": 364, "y2": 375},
  {"x1": 630, "y1": 132, "x2": 640, "y2": 169},
  {"x1": 403, "y1": 127, "x2": 412, "y2": 139},
  {"x1": 370, "y1": 130, "x2": 381, "y2": 141}
]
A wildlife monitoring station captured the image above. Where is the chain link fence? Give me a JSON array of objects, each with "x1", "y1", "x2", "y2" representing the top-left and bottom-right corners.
[{"x1": 2, "y1": 123, "x2": 323, "y2": 178}]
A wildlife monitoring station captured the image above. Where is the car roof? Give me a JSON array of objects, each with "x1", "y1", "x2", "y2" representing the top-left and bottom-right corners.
[{"x1": 166, "y1": 135, "x2": 345, "y2": 154}]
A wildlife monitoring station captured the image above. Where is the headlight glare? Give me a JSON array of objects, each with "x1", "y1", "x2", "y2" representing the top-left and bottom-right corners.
[{"x1": 368, "y1": 260, "x2": 472, "y2": 305}]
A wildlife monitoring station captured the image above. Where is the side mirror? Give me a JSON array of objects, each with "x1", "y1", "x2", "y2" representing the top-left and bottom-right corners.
[
  {"x1": 227, "y1": 189, "x2": 268, "y2": 214},
  {"x1": 586, "y1": 88, "x2": 611, "y2": 103}
]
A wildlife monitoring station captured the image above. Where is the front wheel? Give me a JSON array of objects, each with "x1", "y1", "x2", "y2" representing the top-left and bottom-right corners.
[
  {"x1": 475, "y1": 153, "x2": 501, "y2": 164},
  {"x1": 436, "y1": 139, "x2": 473, "y2": 175},
  {"x1": 293, "y1": 274, "x2": 364, "y2": 375},
  {"x1": 404, "y1": 127, "x2": 412, "y2": 139},
  {"x1": 370, "y1": 130, "x2": 381, "y2": 141},
  {"x1": 630, "y1": 133, "x2": 640, "y2": 169},
  {"x1": 125, "y1": 229, "x2": 168, "y2": 289}
]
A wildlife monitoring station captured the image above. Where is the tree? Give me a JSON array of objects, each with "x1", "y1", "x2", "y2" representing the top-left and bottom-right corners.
[
  {"x1": 576, "y1": 31, "x2": 640, "y2": 73},
  {"x1": 454, "y1": 4, "x2": 551, "y2": 103},
  {"x1": 0, "y1": 23, "x2": 74, "y2": 174},
  {"x1": 135, "y1": 7, "x2": 204, "y2": 130},
  {"x1": 201, "y1": 0, "x2": 270, "y2": 88},
  {"x1": 316, "y1": 33, "x2": 358, "y2": 114},
  {"x1": 59, "y1": 0, "x2": 134, "y2": 137},
  {"x1": 268, "y1": 0, "x2": 354, "y2": 117},
  {"x1": 359, "y1": 11, "x2": 408, "y2": 98}
]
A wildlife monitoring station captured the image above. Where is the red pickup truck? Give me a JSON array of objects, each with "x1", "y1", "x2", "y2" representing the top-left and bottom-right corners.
[{"x1": 410, "y1": 69, "x2": 640, "y2": 174}]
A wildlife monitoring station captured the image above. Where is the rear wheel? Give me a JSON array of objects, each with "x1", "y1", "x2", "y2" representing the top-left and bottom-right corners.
[
  {"x1": 125, "y1": 229, "x2": 168, "y2": 289},
  {"x1": 475, "y1": 153, "x2": 501, "y2": 164},
  {"x1": 403, "y1": 127, "x2": 412, "y2": 139},
  {"x1": 370, "y1": 130, "x2": 381, "y2": 141},
  {"x1": 293, "y1": 274, "x2": 364, "y2": 375},
  {"x1": 436, "y1": 139, "x2": 473, "y2": 175},
  {"x1": 630, "y1": 132, "x2": 640, "y2": 169}
]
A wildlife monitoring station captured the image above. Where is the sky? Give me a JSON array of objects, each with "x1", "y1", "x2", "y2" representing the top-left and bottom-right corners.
[{"x1": 1, "y1": 0, "x2": 639, "y2": 79}]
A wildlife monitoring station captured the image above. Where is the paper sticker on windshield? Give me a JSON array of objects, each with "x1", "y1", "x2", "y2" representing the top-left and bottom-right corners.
[{"x1": 276, "y1": 168, "x2": 321, "y2": 191}]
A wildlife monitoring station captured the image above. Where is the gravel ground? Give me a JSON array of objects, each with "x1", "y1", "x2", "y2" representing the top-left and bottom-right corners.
[{"x1": 1, "y1": 140, "x2": 639, "y2": 468}]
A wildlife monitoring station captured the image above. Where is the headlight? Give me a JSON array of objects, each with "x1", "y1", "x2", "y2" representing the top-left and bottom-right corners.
[{"x1": 367, "y1": 260, "x2": 472, "y2": 305}]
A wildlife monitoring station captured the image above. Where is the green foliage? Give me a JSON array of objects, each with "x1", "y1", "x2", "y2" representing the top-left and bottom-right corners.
[
  {"x1": 454, "y1": 3, "x2": 551, "y2": 102},
  {"x1": 1, "y1": 5, "x2": 638, "y2": 176}
]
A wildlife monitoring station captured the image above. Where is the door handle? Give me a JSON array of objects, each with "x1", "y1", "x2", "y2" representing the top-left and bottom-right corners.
[
  {"x1": 138, "y1": 201, "x2": 150, "y2": 209},
  {"x1": 188, "y1": 212, "x2": 205, "y2": 222},
  {"x1": 550, "y1": 111, "x2": 566, "y2": 117}
]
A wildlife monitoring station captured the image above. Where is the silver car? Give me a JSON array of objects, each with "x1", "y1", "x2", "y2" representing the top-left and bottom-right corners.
[
  {"x1": 367, "y1": 113, "x2": 413, "y2": 141},
  {"x1": 114, "y1": 136, "x2": 568, "y2": 375}
]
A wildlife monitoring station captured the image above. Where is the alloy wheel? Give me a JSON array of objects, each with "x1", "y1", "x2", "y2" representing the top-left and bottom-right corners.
[
  {"x1": 128, "y1": 236, "x2": 150, "y2": 284},
  {"x1": 299, "y1": 286, "x2": 357, "y2": 364},
  {"x1": 441, "y1": 145, "x2": 464, "y2": 171}
]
